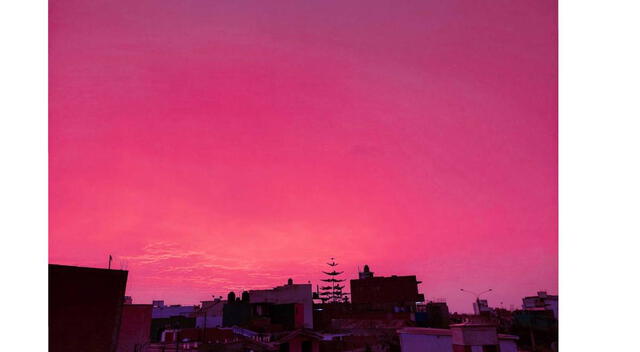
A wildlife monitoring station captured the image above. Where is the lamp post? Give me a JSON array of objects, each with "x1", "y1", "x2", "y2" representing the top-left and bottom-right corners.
[{"x1": 460, "y1": 288, "x2": 493, "y2": 315}]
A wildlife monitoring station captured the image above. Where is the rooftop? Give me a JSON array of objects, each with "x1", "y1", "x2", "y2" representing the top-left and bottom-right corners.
[
  {"x1": 449, "y1": 323, "x2": 497, "y2": 328},
  {"x1": 397, "y1": 328, "x2": 452, "y2": 336}
]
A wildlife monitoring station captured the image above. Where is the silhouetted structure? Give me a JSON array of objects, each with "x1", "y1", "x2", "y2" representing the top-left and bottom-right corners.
[
  {"x1": 222, "y1": 282, "x2": 311, "y2": 331},
  {"x1": 350, "y1": 266, "x2": 424, "y2": 313},
  {"x1": 222, "y1": 298, "x2": 253, "y2": 327},
  {"x1": 511, "y1": 309, "x2": 558, "y2": 351},
  {"x1": 320, "y1": 258, "x2": 347, "y2": 304},
  {"x1": 49, "y1": 264, "x2": 128, "y2": 352},
  {"x1": 250, "y1": 281, "x2": 314, "y2": 329},
  {"x1": 358, "y1": 265, "x2": 374, "y2": 279},
  {"x1": 150, "y1": 315, "x2": 196, "y2": 342},
  {"x1": 196, "y1": 299, "x2": 226, "y2": 329},
  {"x1": 116, "y1": 304, "x2": 152, "y2": 352},
  {"x1": 415, "y1": 302, "x2": 450, "y2": 329}
]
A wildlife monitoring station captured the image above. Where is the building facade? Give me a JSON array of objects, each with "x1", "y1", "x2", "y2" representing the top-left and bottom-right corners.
[
  {"x1": 350, "y1": 267, "x2": 424, "y2": 313},
  {"x1": 248, "y1": 281, "x2": 314, "y2": 329},
  {"x1": 49, "y1": 264, "x2": 128, "y2": 352},
  {"x1": 116, "y1": 304, "x2": 153, "y2": 352},
  {"x1": 522, "y1": 291, "x2": 558, "y2": 319},
  {"x1": 398, "y1": 328, "x2": 453, "y2": 352}
]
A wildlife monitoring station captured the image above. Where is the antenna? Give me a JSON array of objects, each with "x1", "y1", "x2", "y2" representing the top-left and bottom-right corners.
[{"x1": 108, "y1": 254, "x2": 112, "y2": 269}]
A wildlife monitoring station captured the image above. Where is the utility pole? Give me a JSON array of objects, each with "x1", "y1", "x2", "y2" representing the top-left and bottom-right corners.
[{"x1": 108, "y1": 254, "x2": 112, "y2": 269}]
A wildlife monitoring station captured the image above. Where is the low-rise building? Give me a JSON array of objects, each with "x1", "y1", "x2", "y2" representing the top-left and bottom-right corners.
[
  {"x1": 415, "y1": 301, "x2": 450, "y2": 329},
  {"x1": 196, "y1": 299, "x2": 225, "y2": 328},
  {"x1": 398, "y1": 324, "x2": 518, "y2": 352},
  {"x1": 248, "y1": 280, "x2": 314, "y2": 329},
  {"x1": 497, "y1": 334, "x2": 519, "y2": 352},
  {"x1": 398, "y1": 327, "x2": 453, "y2": 352},
  {"x1": 152, "y1": 302, "x2": 197, "y2": 319}
]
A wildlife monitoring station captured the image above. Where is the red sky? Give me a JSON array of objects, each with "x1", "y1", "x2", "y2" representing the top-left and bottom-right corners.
[{"x1": 49, "y1": 0, "x2": 557, "y2": 313}]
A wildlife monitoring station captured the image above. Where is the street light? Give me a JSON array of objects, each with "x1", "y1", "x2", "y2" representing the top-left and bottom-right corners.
[{"x1": 460, "y1": 288, "x2": 493, "y2": 315}]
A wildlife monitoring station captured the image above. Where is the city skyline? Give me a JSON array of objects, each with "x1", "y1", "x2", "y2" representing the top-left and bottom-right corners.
[{"x1": 49, "y1": 0, "x2": 557, "y2": 314}]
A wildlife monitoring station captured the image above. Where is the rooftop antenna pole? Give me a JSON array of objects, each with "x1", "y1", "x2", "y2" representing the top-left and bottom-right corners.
[{"x1": 108, "y1": 254, "x2": 112, "y2": 270}]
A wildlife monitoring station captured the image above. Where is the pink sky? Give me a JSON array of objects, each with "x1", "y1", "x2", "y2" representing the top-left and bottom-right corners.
[{"x1": 49, "y1": 0, "x2": 557, "y2": 313}]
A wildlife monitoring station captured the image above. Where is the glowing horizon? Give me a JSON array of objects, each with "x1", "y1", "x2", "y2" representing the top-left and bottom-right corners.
[{"x1": 49, "y1": 0, "x2": 557, "y2": 313}]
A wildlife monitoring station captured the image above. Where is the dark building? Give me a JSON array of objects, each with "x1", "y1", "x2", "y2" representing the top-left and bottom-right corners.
[
  {"x1": 270, "y1": 303, "x2": 305, "y2": 331},
  {"x1": 222, "y1": 301, "x2": 253, "y2": 327},
  {"x1": 350, "y1": 265, "x2": 424, "y2": 313},
  {"x1": 116, "y1": 304, "x2": 152, "y2": 352},
  {"x1": 49, "y1": 264, "x2": 128, "y2": 352},
  {"x1": 512, "y1": 309, "x2": 558, "y2": 351},
  {"x1": 415, "y1": 302, "x2": 450, "y2": 329},
  {"x1": 150, "y1": 316, "x2": 196, "y2": 342},
  {"x1": 223, "y1": 300, "x2": 303, "y2": 332},
  {"x1": 358, "y1": 265, "x2": 374, "y2": 279}
]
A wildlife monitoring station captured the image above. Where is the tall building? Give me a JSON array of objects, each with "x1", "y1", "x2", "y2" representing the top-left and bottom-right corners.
[
  {"x1": 350, "y1": 265, "x2": 424, "y2": 313},
  {"x1": 49, "y1": 264, "x2": 128, "y2": 352}
]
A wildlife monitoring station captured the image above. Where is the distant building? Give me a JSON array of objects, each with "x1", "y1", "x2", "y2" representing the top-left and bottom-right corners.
[
  {"x1": 49, "y1": 264, "x2": 128, "y2": 352},
  {"x1": 150, "y1": 315, "x2": 196, "y2": 342},
  {"x1": 350, "y1": 266, "x2": 424, "y2": 313},
  {"x1": 152, "y1": 303, "x2": 196, "y2": 319},
  {"x1": 223, "y1": 299, "x2": 306, "y2": 331},
  {"x1": 116, "y1": 304, "x2": 152, "y2": 352},
  {"x1": 196, "y1": 299, "x2": 226, "y2": 329},
  {"x1": 522, "y1": 291, "x2": 558, "y2": 319},
  {"x1": 415, "y1": 302, "x2": 450, "y2": 329},
  {"x1": 473, "y1": 299, "x2": 492, "y2": 315},
  {"x1": 150, "y1": 300, "x2": 197, "y2": 342},
  {"x1": 248, "y1": 280, "x2": 314, "y2": 329}
]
